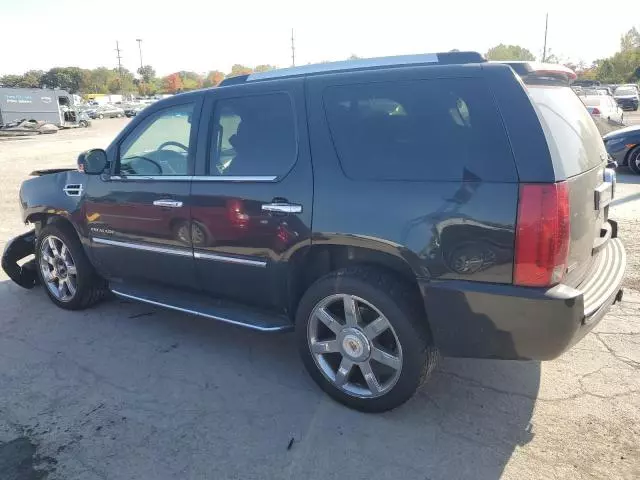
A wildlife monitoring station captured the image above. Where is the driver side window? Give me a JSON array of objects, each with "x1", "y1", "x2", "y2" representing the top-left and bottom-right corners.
[{"x1": 118, "y1": 103, "x2": 194, "y2": 176}]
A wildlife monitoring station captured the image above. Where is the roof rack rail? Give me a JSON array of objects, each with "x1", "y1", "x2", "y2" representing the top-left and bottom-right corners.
[{"x1": 218, "y1": 51, "x2": 484, "y2": 86}]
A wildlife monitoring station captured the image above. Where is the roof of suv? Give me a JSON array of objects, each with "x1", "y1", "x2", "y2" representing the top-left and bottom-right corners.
[{"x1": 219, "y1": 51, "x2": 486, "y2": 86}]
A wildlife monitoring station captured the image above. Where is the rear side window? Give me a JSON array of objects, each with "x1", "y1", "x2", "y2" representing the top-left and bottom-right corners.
[
  {"x1": 527, "y1": 86, "x2": 604, "y2": 177},
  {"x1": 210, "y1": 93, "x2": 297, "y2": 177},
  {"x1": 323, "y1": 78, "x2": 516, "y2": 182}
]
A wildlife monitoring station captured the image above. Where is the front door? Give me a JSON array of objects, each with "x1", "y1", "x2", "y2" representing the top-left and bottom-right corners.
[
  {"x1": 86, "y1": 100, "x2": 200, "y2": 289},
  {"x1": 191, "y1": 79, "x2": 313, "y2": 309}
]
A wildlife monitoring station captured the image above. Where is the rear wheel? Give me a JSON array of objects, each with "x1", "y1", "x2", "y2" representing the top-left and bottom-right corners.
[
  {"x1": 628, "y1": 147, "x2": 640, "y2": 175},
  {"x1": 98, "y1": 114, "x2": 104, "y2": 119},
  {"x1": 36, "y1": 223, "x2": 107, "y2": 310},
  {"x1": 296, "y1": 267, "x2": 437, "y2": 412}
]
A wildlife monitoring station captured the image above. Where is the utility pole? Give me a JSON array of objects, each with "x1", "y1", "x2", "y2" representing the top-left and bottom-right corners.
[
  {"x1": 291, "y1": 28, "x2": 296, "y2": 67},
  {"x1": 542, "y1": 13, "x2": 548, "y2": 62},
  {"x1": 115, "y1": 41, "x2": 123, "y2": 91},
  {"x1": 136, "y1": 39, "x2": 144, "y2": 72}
]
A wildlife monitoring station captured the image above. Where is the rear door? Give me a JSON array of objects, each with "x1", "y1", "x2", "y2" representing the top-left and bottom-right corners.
[
  {"x1": 190, "y1": 78, "x2": 313, "y2": 309},
  {"x1": 526, "y1": 86, "x2": 611, "y2": 286}
]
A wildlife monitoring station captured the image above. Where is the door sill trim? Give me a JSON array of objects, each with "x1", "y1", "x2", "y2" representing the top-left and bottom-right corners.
[{"x1": 111, "y1": 288, "x2": 291, "y2": 332}]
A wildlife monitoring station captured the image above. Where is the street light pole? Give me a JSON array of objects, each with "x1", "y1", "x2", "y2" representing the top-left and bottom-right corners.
[{"x1": 136, "y1": 38, "x2": 144, "y2": 72}]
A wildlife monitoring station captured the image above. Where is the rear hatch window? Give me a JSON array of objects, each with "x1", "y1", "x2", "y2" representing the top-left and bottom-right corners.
[{"x1": 527, "y1": 86, "x2": 605, "y2": 178}]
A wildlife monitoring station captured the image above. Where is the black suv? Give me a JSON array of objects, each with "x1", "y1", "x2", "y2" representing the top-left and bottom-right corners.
[{"x1": 2, "y1": 52, "x2": 626, "y2": 412}]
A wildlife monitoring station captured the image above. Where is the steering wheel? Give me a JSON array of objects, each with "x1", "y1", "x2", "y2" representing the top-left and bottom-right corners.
[
  {"x1": 158, "y1": 141, "x2": 188, "y2": 152},
  {"x1": 121, "y1": 156, "x2": 163, "y2": 175}
]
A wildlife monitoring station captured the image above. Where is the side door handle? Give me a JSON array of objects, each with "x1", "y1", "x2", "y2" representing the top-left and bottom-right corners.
[
  {"x1": 153, "y1": 199, "x2": 183, "y2": 208},
  {"x1": 261, "y1": 203, "x2": 302, "y2": 214}
]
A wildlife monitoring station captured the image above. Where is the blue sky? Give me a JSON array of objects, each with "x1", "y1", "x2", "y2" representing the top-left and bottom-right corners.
[{"x1": 1, "y1": 0, "x2": 637, "y2": 75}]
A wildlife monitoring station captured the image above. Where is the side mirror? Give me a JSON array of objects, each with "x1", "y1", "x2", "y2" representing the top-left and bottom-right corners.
[{"x1": 78, "y1": 149, "x2": 108, "y2": 175}]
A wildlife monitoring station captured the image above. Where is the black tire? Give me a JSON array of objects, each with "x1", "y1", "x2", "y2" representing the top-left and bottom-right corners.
[
  {"x1": 296, "y1": 267, "x2": 438, "y2": 412},
  {"x1": 98, "y1": 114, "x2": 104, "y2": 119},
  {"x1": 35, "y1": 222, "x2": 108, "y2": 310},
  {"x1": 628, "y1": 147, "x2": 640, "y2": 175}
]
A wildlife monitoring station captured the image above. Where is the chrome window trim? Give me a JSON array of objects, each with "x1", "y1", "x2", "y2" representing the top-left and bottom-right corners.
[
  {"x1": 191, "y1": 175, "x2": 278, "y2": 182},
  {"x1": 111, "y1": 289, "x2": 289, "y2": 332},
  {"x1": 92, "y1": 237, "x2": 192, "y2": 257},
  {"x1": 194, "y1": 251, "x2": 267, "y2": 267},
  {"x1": 109, "y1": 175, "x2": 191, "y2": 181},
  {"x1": 108, "y1": 175, "x2": 277, "y2": 182}
]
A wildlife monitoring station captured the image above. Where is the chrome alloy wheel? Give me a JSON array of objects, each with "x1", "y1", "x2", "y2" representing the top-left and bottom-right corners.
[
  {"x1": 39, "y1": 235, "x2": 78, "y2": 302},
  {"x1": 307, "y1": 294, "x2": 403, "y2": 398}
]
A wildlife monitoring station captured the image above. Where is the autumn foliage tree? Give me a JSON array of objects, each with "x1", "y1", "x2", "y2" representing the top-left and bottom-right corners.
[
  {"x1": 163, "y1": 73, "x2": 184, "y2": 93},
  {"x1": 203, "y1": 70, "x2": 225, "y2": 87}
]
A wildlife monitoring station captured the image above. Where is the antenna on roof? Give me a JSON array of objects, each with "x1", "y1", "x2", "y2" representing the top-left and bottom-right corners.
[{"x1": 291, "y1": 29, "x2": 296, "y2": 67}]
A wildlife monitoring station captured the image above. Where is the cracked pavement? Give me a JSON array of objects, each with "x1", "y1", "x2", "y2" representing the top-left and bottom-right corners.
[{"x1": 1, "y1": 120, "x2": 639, "y2": 479}]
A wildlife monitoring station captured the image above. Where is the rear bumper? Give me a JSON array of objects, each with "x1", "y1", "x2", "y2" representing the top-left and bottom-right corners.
[
  {"x1": 1, "y1": 229, "x2": 39, "y2": 288},
  {"x1": 421, "y1": 237, "x2": 626, "y2": 360}
]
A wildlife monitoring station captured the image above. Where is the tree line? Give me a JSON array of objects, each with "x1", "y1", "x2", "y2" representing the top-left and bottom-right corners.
[
  {"x1": 0, "y1": 64, "x2": 277, "y2": 96},
  {"x1": 485, "y1": 27, "x2": 640, "y2": 84},
  {"x1": 3, "y1": 29, "x2": 638, "y2": 96}
]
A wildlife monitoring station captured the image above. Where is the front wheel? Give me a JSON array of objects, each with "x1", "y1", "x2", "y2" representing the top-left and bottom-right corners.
[
  {"x1": 36, "y1": 222, "x2": 107, "y2": 310},
  {"x1": 628, "y1": 147, "x2": 640, "y2": 175},
  {"x1": 296, "y1": 267, "x2": 437, "y2": 412},
  {"x1": 98, "y1": 114, "x2": 104, "y2": 119}
]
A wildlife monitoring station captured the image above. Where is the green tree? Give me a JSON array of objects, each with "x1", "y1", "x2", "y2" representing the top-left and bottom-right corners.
[
  {"x1": 485, "y1": 44, "x2": 536, "y2": 61},
  {"x1": 0, "y1": 74, "x2": 26, "y2": 87},
  {"x1": 40, "y1": 67, "x2": 89, "y2": 93},
  {"x1": 254, "y1": 64, "x2": 276, "y2": 73},
  {"x1": 137, "y1": 65, "x2": 156, "y2": 83},
  {"x1": 227, "y1": 64, "x2": 253, "y2": 77},
  {"x1": 620, "y1": 27, "x2": 640, "y2": 52}
]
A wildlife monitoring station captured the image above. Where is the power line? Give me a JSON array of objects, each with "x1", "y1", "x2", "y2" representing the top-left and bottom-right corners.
[
  {"x1": 291, "y1": 28, "x2": 296, "y2": 67},
  {"x1": 115, "y1": 40, "x2": 123, "y2": 91}
]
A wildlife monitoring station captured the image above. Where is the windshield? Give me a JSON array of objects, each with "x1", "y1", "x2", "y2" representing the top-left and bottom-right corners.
[{"x1": 615, "y1": 87, "x2": 636, "y2": 96}]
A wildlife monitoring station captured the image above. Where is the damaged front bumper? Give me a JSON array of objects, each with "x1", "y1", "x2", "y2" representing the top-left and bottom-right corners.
[{"x1": 1, "y1": 229, "x2": 40, "y2": 288}]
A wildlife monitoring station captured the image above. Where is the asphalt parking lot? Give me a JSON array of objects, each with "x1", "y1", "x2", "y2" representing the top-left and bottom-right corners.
[{"x1": 0, "y1": 116, "x2": 639, "y2": 480}]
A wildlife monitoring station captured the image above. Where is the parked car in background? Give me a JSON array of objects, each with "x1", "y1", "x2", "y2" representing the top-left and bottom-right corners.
[
  {"x1": 581, "y1": 95, "x2": 625, "y2": 124},
  {"x1": 572, "y1": 79, "x2": 601, "y2": 88},
  {"x1": 2, "y1": 53, "x2": 625, "y2": 412},
  {"x1": 91, "y1": 104, "x2": 125, "y2": 119},
  {"x1": 603, "y1": 124, "x2": 640, "y2": 173},
  {"x1": 613, "y1": 86, "x2": 639, "y2": 111},
  {"x1": 124, "y1": 104, "x2": 146, "y2": 117}
]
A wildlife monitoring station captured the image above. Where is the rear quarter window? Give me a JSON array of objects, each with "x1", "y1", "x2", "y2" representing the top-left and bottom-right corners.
[
  {"x1": 322, "y1": 78, "x2": 517, "y2": 182},
  {"x1": 527, "y1": 86, "x2": 605, "y2": 177}
]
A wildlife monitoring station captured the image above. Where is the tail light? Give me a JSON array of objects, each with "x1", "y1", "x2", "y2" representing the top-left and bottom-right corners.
[
  {"x1": 226, "y1": 199, "x2": 249, "y2": 227},
  {"x1": 591, "y1": 107, "x2": 601, "y2": 115},
  {"x1": 514, "y1": 182, "x2": 570, "y2": 287}
]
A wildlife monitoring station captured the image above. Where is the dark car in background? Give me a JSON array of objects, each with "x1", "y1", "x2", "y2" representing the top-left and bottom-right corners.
[
  {"x1": 604, "y1": 124, "x2": 640, "y2": 173},
  {"x1": 90, "y1": 104, "x2": 125, "y2": 119},
  {"x1": 124, "y1": 104, "x2": 146, "y2": 117},
  {"x1": 613, "y1": 86, "x2": 639, "y2": 111},
  {"x1": 2, "y1": 53, "x2": 625, "y2": 412}
]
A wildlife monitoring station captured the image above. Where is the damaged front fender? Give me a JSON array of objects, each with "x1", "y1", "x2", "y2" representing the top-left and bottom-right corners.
[{"x1": 1, "y1": 229, "x2": 40, "y2": 289}]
